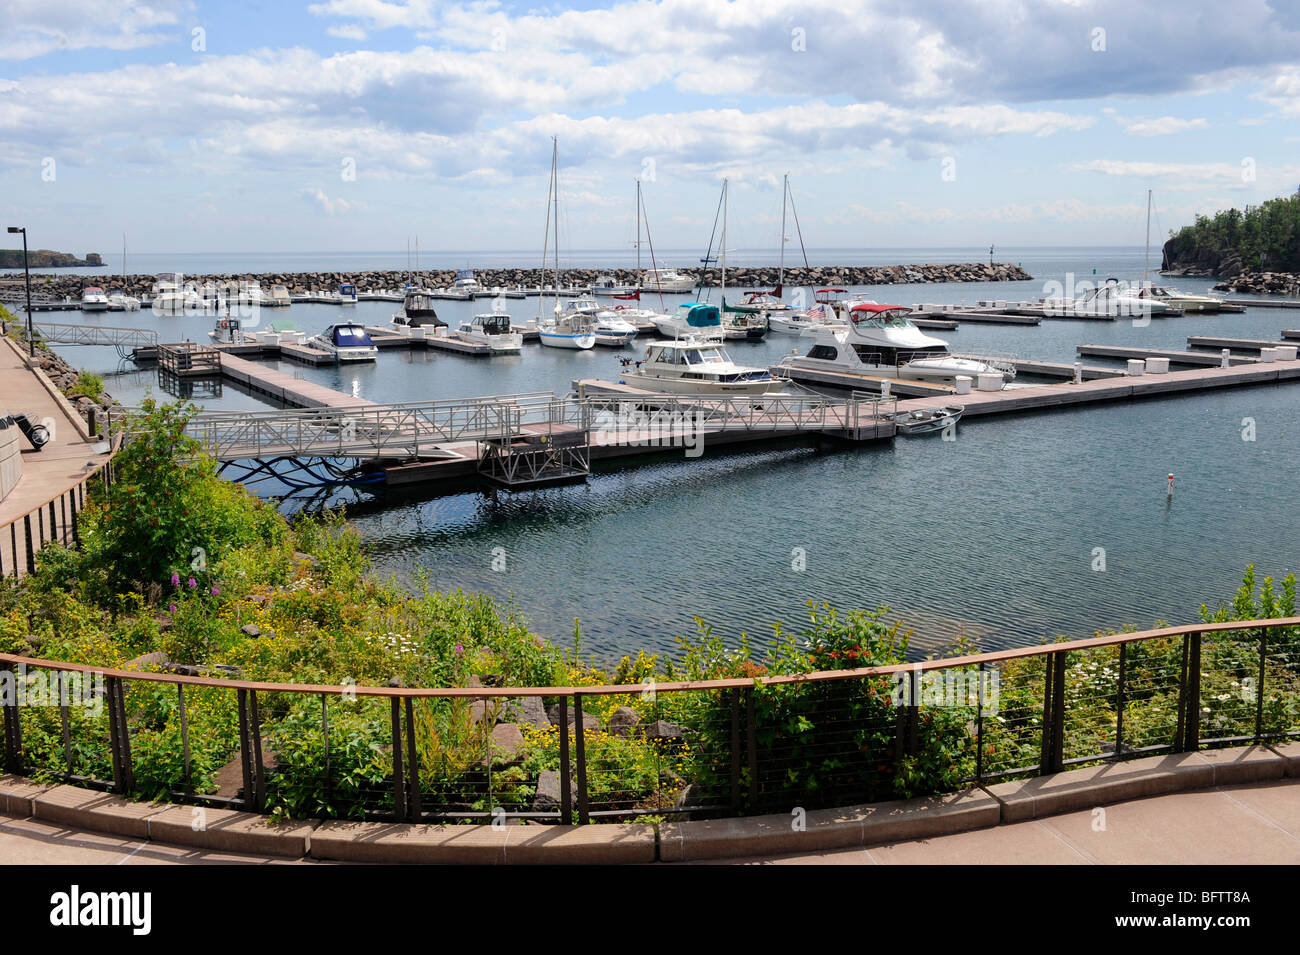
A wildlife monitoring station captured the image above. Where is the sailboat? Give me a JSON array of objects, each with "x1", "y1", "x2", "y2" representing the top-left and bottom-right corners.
[
  {"x1": 1120, "y1": 190, "x2": 1225, "y2": 313},
  {"x1": 536, "y1": 139, "x2": 596, "y2": 349},
  {"x1": 594, "y1": 179, "x2": 671, "y2": 343},
  {"x1": 107, "y1": 236, "x2": 140, "y2": 311}
]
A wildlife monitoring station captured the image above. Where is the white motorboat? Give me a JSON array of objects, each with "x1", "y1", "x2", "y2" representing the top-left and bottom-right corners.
[
  {"x1": 652, "y1": 302, "x2": 725, "y2": 341},
  {"x1": 720, "y1": 299, "x2": 769, "y2": 340},
  {"x1": 618, "y1": 338, "x2": 788, "y2": 396},
  {"x1": 151, "y1": 273, "x2": 201, "y2": 312},
  {"x1": 209, "y1": 313, "x2": 246, "y2": 344},
  {"x1": 1120, "y1": 283, "x2": 1226, "y2": 313},
  {"x1": 1043, "y1": 280, "x2": 1182, "y2": 318},
  {"x1": 594, "y1": 273, "x2": 638, "y2": 295},
  {"x1": 778, "y1": 302, "x2": 1016, "y2": 387},
  {"x1": 80, "y1": 286, "x2": 109, "y2": 312},
  {"x1": 310, "y1": 322, "x2": 378, "y2": 361},
  {"x1": 391, "y1": 289, "x2": 446, "y2": 329},
  {"x1": 640, "y1": 268, "x2": 695, "y2": 293},
  {"x1": 884, "y1": 405, "x2": 965, "y2": 435},
  {"x1": 591, "y1": 307, "x2": 640, "y2": 346},
  {"x1": 105, "y1": 288, "x2": 140, "y2": 311},
  {"x1": 269, "y1": 284, "x2": 292, "y2": 307},
  {"x1": 452, "y1": 269, "x2": 481, "y2": 295},
  {"x1": 454, "y1": 313, "x2": 523, "y2": 353},
  {"x1": 234, "y1": 283, "x2": 269, "y2": 307}
]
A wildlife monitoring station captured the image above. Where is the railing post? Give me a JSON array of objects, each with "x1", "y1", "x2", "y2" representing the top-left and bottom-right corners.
[
  {"x1": 106, "y1": 676, "x2": 134, "y2": 794},
  {"x1": 745, "y1": 685, "x2": 758, "y2": 807},
  {"x1": 58, "y1": 671, "x2": 72, "y2": 780},
  {"x1": 177, "y1": 684, "x2": 192, "y2": 793},
  {"x1": 730, "y1": 688, "x2": 741, "y2": 811},
  {"x1": 22, "y1": 514, "x2": 33, "y2": 575},
  {"x1": 1184, "y1": 632, "x2": 1200, "y2": 752},
  {"x1": 557, "y1": 696, "x2": 572, "y2": 822},
  {"x1": 574, "y1": 693, "x2": 589, "y2": 825},
  {"x1": 249, "y1": 689, "x2": 265, "y2": 811},
  {"x1": 390, "y1": 696, "x2": 406, "y2": 822},
  {"x1": 1254, "y1": 628, "x2": 1267, "y2": 742},
  {"x1": 1039, "y1": 652, "x2": 1066, "y2": 774},
  {"x1": 236, "y1": 688, "x2": 255, "y2": 809},
  {"x1": 2, "y1": 663, "x2": 21, "y2": 772},
  {"x1": 404, "y1": 697, "x2": 421, "y2": 820},
  {"x1": 1115, "y1": 642, "x2": 1127, "y2": 759}
]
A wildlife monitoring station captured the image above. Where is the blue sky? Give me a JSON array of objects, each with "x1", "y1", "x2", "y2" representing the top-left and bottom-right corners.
[{"x1": 2, "y1": 0, "x2": 1299, "y2": 256}]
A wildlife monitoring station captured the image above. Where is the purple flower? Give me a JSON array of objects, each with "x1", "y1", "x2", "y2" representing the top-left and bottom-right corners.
[
  {"x1": 454, "y1": 644, "x2": 464, "y2": 654},
  {"x1": 168, "y1": 604, "x2": 177, "y2": 613},
  {"x1": 188, "y1": 577, "x2": 198, "y2": 589},
  {"x1": 210, "y1": 586, "x2": 220, "y2": 596},
  {"x1": 170, "y1": 573, "x2": 180, "y2": 586}
]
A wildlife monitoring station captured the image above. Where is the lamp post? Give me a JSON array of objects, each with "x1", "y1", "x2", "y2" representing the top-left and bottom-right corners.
[{"x1": 5, "y1": 226, "x2": 33, "y2": 357}]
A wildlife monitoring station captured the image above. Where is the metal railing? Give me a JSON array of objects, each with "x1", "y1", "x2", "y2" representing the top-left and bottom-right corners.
[
  {"x1": 25, "y1": 322, "x2": 158, "y2": 349},
  {"x1": 141, "y1": 391, "x2": 895, "y2": 462},
  {"x1": 3, "y1": 617, "x2": 1295, "y2": 823}
]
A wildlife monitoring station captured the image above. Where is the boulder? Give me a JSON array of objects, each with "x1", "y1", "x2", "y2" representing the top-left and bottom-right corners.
[
  {"x1": 547, "y1": 703, "x2": 601, "y2": 734},
  {"x1": 644, "y1": 719, "x2": 685, "y2": 742},
  {"x1": 505, "y1": 696, "x2": 550, "y2": 728},
  {"x1": 484, "y1": 722, "x2": 526, "y2": 767},
  {"x1": 607, "y1": 706, "x2": 641, "y2": 737}
]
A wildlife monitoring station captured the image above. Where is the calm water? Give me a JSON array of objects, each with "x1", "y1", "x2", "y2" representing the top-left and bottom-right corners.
[{"x1": 44, "y1": 247, "x2": 1300, "y2": 662}]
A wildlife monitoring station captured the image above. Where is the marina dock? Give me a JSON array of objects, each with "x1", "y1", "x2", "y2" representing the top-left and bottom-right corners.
[
  {"x1": 1075, "y1": 344, "x2": 1258, "y2": 367},
  {"x1": 218, "y1": 352, "x2": 378, "y2": 409}
]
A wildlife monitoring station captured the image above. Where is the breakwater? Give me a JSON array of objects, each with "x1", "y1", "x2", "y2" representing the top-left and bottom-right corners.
[
  {"x1": 1212, "y1": 271, "x2": 1300, "y2": 296},
  {"x1": 0, "y1": 262, "x2": 1032, "y2": 299}
]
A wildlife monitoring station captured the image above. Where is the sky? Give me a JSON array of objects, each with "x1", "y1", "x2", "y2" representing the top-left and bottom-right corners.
[{"x1": 2, "y1": 0, "x2": 1299, "y2": 256}]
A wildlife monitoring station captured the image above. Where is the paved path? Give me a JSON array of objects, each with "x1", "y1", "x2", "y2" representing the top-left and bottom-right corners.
[
  {"x1": 3, "y1": 777, "x2": 1296, "y2": 865},
  {"x1": 0, "y1": 336, "x2": 112, "y2": 573}
]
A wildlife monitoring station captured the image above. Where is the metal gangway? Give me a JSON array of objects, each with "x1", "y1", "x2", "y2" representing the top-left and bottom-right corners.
[{"x1": 175, "y1": 390, "x2": 897, "y2": 464}]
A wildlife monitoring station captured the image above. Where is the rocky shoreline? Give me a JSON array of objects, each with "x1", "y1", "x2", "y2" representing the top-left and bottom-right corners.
[
  {"x1": 1209, "y1": 271, "x2": 1300, "y2": 296},
  {"x1": 0, "y1": 263, "x2": 1032, "y2": 300}
]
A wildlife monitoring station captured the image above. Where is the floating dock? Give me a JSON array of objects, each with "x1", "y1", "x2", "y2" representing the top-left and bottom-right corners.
[
  {"x1": 1185, "y1": 335, "x2": 1300, "y2": 353},
  {"x1": 218, "y1": 353, "x2": 378, "y2": 409},
  {"x1": 1075, "y1": 344, "x2": 1257, "y2": 367}
]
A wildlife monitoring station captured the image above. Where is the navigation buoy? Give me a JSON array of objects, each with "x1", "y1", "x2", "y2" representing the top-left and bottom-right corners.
[{"x1": 1167, "y1": 473, "x2": 1175, "y2": 498}]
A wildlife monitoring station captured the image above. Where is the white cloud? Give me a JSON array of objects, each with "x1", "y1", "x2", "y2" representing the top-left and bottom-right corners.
[
  {"x1": 0, "y1": 0, "x2": 190, "y2": 61},
  {"x1": 1118, "y1": 116, "x2": 1209, "y2": 136}
]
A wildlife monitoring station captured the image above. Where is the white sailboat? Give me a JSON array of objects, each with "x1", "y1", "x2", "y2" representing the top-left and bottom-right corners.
[{"x1": 537, "y1": 140, "x2": 596, "y2": 350}]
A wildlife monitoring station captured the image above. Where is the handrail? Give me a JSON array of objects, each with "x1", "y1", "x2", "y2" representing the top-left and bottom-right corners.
[{"x1": 3, "y1": 616, "x2": 1296, "y2": 697}]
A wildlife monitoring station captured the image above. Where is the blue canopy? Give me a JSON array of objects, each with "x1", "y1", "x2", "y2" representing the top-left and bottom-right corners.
[
  {"x1": 330, "y1": 325, "x2": 374, "y2": 346},
  {"x1": 679, "y1": 303, "x2": 720, "y2": 327}
]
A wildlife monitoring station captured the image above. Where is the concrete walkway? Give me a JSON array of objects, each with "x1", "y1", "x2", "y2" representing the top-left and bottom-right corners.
[
  {"x1": 0, "y1": 336, "x2": 112, "y2": 573},
  {"x1": 3, "y1": 777, "x2": 1296, "y2": 865}
]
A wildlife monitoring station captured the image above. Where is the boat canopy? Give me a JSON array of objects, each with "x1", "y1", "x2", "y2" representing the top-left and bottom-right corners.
[
  {"x1": 474, "y1": 314, "x2": 512, "y2": 334},
  {"x1": 849, "y1": 303, "x2": 912, "y2": 328},
  {"x1": 678, "y1": 303, "x2": 721, "y2": 327},
  {"x1": 329, "y1": 324, "x2": 374, "y2": 347},
  {"x1": 721, "y1": 296, "x2": 761, "y2": 314}
]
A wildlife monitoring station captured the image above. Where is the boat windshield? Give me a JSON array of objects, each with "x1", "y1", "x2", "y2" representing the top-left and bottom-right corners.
[
  {"x1": 850, "y1": 307, "x2": 912, "y2": 328},
  {"x1": 683, "y1": 348, "x2": 725, "y2": 365}
]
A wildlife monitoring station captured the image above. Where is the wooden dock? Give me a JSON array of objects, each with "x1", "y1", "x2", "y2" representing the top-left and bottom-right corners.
[
  {"x1": 911, "y1": 308, "x2": 1041, "y2": 326},
  {"x1": 1223, "y1": 298, "x2": 1300, "y2": 309},
  {"x1": 964, "y1": 356, "x2": 1125, "y2": 380},
  {"x1": 218, "y1": 353, "x2": 378, "y2": 409},
  {"x1": 1075, "y1": 344, "x2": 1257, "y2": 367},
  {"x1": 1185, "y1": 335, "x2": 1300, "y2": 353},
  {"x1": 766, "y1": 364, "x2": 955, "y2": 397}
]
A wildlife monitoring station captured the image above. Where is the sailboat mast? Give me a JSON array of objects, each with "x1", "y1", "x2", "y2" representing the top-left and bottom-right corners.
[
  {"x1": 553, "y1": 138, "x2": 560, "y2": 311},
  {"x1": 779, "y1": 174, "x2": 787, "y2": 287},
  {"x1": 636, "y1": 179, "x2": 642, "y2": 274},
  {"x1": 122, "y1": 234, "x2": 126, "y2": 277},
  {"x1": 721, "y1": 179, "x2": 728, "y2": 300},
  {"x1": 1143, "y1": 189, "x2": 1152, "y2": 286}
]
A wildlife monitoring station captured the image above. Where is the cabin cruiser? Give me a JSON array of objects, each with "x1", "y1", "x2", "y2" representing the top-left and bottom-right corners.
[
  {"x1": 310, "y1": 322, "x2": 378, "y2": 361},
  {"x1": 209, "y1": 313, "x2": 245, "y2": 344},
  {"x1": 652, "y1": 302, "x2": 725, "y2": 341},
  {"x1": 640, "y1": 268, "x2": 695, "y2": 293},
  {"x1": 1119, "y1": 282, "x2": 1225, "y2": 313},
  {"x1": 453, "y1": 313, "x2": 523, "y2": 353},
  {"x1": 105, "y1": 288, "x2": 140, "y2": 311},
  {"x1": 452, "y1": 269, "x2": 481, "y2": 295},
  {"x1": 591, "y1": 307, "x2": 640, "y2": 346},
  {"x1": 769, "y1": 288, "x2": 851, "y2": 333},
  {"x1": 1042, "y1": 280, "x2": 1182, "y2": 318},
  {"x1": 391, "y1": 289, "x2": 446, "y2": 329},
  {"x1": 594, "y1": 273, "x2": 638, "y2": 295},
  {"x1": 619, "y1": 338, "x2": 788, "y2": 396},
  {"x1": 152, "y1": 274, "x2": 202, "y2": 312},
  {"x1": 338, "y1": 283, "x2": 358, "y2": 305},
  {"x1": 80, "y1": 287, "x2": 109, "y2": 312},
  {"x1": 269, "y1": 284, "x2": 292, "y2": 307},
  {"x1": 234, "y1": 283, "x2": 269, "y2": 307},
  {"x1": 777, "y1": 302, "x2": 1016, "y2": 387}
]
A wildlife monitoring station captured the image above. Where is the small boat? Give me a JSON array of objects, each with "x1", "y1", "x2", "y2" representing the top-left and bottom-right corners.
[
  {"x1": 884, "y1": 405, "x2": 964, "y2": 435},
  {"x1": 538, "y1": 309, "x2": 597, "y2": 349},
  {"x1": 310, "y1": 322, "x2": 378, "y2": 361},
  {"x1": 269, "y1": 284, "x2": 292, "y2": 307},
  {"x1": 105, "y1": 288, "x2": 140, "y2": 311},
  {"x1": 453, "y1": 269, "x2": 481, "y2": 295},
  {"x1": 591, "y1": 307, "x2": 641, "y2": 346},
  {"x1": 453, "y1": 313, "x2": 523, "y2": 353},
  {"x1": 720, "y1": 298, "x2": 769, "y2": 340},
  {"x1": 594, "y1": 273, "x2": 638, "y2": 295},
  {"x1": 392, "y1": 289, "x2": 446, "y2": 328},
  {"x1": 619, "y1": 337, "x2": 788, "y2": 396},
  {"x1": 80, "y1": 286, "x2": 109, "y2": 312},
  {"x1": 535, "y1": 140, "x2": 595, "y2": 350},
  {"x1": 151, "y1": 273, "x2": 201, "y2": 312},
  {"x1": 1121, "y1": 283, "x2": 1226, "y2": 313},
  {"x1": 338, "y1": 283, "x2": 358, "y2": 305},
  {"x1": 209, "y1": 313, "x2": 245, "y2": 344},
  {"x1": 1042, "y1": 280, "x2": 1182, "y2": 318},
  {"x1": 235, "y1": 283, "x2": 269, "y2": 307}
]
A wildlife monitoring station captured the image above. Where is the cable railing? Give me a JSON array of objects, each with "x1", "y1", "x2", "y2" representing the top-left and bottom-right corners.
[{"x1": 2, "y1": 617, "x2": 1296, "y2": 824}]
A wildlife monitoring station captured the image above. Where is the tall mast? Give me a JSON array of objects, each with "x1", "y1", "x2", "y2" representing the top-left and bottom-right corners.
[
  {"x1": 553, "y1": 137, "x2": 560, "y2": 312},
  {"x1": 636, "y1": 179, "x2": 642, "y2": 273},
  {"x1": 1143, "y1": 189, "x2": 1152, "y2": 286},
  {"x1": 721, "y1": 178, "x2": 728, "y2": 300},
  {"x1": 122, "y1": 234, "x2": 126, "y2": 277},
  {"x1": 779, "y1": 174, "x2": 788, "y2": 287}
]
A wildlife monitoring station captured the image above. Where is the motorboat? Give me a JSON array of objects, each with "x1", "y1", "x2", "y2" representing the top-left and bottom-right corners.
[
  {"x1": 640, "y1": 268, "x2": 695, "y2": 293},
  {"x1": 594, "y1": 273, "x2": 638, "y2": 295},
  {"x1": 309, "y1": 322, "x2": 378, "y2": 361},
  {"x1": 720, "y1": 298, "x2": 769, "y2": 340},
  {"x1": 151, "y1": 274, "x2": 201, "y2": 312},
  {"x1": 209, "y1": 313, "x2": 245, "y2": 344},
  {"x1": 652, "y1": 302, "x2": 725, "y2": 341},
  {"x1": 80, "y1": 287, "x2": 109, "y2": 312},
  {"x1": 618, "y1": 338, "x2": 788, "y2": 396},
  {"x1": 883, "y1": 405, "x2": 965, "y2": 435},
  {"x1": 452, "y1": 269, "x2": 481, "y2": 295},
  {"x1": 269, "y1": 285, "x2": 292, "y2": 307},
  {"x1": 591, "y1": 307, "x2": 640, "y2": 346},
  {"x1": 453, "y1": 313, "x2": 523, "y2": 353},
  {"x1": 391, "y1": 289, "x2": 446, "y2": 329},
  {"x1": 338, "y1": 283, "x2": 358, "y2": 305},
  {"x1": 105, "y1": 288, "x2": 140, "y2": 311},
  {"x1": 235, "y1": 283, "x2": 269, "y2": 307},
  {"x1": 1120, "y1": 283, "x2": 1226, "y2": 313},
  {"x1": 1042, "y1": 280, "x2": 1182, "y2": 318},
  {"x1": 777, "y1": 302, "x2": 1016, "y2": 387}
]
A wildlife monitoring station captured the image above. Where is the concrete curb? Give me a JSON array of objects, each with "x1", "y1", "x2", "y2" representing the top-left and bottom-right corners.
[{"x1": 1, "y1": 742, "x2": 1296, "y2": 863}]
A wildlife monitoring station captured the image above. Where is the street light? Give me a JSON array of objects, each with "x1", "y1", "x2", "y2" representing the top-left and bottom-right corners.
[{"x1": 5, "y1": 226, "x2": 33, "y2": 357}]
